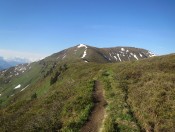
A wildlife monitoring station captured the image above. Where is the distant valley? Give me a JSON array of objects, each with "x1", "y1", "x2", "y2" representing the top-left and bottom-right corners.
[{"x1": 0, "y1": 56, "x2": 30, "y2": 70}]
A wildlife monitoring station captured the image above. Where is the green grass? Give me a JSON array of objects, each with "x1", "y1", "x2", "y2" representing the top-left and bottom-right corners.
[
  {"x1": 0, "y1": 62, "x2": 43, "y2": 107},
  {"x1": 0, "y1": 62, "x2": 102, "y2": 131},
  {"x1": 101, "y1": 54, "x2": 175, "y2": 131},
  {"x1": 0, "y1": 54, "x2": 175, "y2": 131},
  {"x1": 100, "y1": 69, "x2": 140, "y2": 132}
]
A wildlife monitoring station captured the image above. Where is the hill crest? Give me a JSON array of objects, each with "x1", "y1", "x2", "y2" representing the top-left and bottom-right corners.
[{"x1": 45, "y1": 44, "x2": 156, "y2": 63}]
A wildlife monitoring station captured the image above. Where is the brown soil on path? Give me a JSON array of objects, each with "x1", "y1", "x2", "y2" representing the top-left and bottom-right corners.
[{"x1": 80, "y1": 81, "x2": 107, "y2": 132}]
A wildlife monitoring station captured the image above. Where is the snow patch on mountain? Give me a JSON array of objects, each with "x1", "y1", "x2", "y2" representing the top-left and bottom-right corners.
[
  {"x1": 117, "y1": 54, "x2": 121, "y2": 61},
  {"x1": 130, "y1": 53, "x2": 134, "y2": 56},
  {"x1": 134, "y1": 54, "x2": 139, "y2": 60},
  {"x1": 62, "y1": 55, "x2": 66, "y2": 59},
  {"x1": 114, "y1": 56, "x2": 118, "y2": 61},
  {"x1": 15, "y1": 72, "x2": 19, "y2": 76},
  {"x1": 14, "y1": 84, "x2": 21, "y2": 89},
  {"x1": 77, "y1": 44, "x2": 88, "y2": 58},
  {"x1": 139, "y1": 53, "x2": 143, "y2": 57},
  {"x1": 81, "y1": 49, "x2": 87, "y2": 58},
  {"x1": 103, "y1": 55, "x2": 108, "y2": 60},
  {"x1": 20, "y1": 85, "x2": 29, "y2": 92},
  {"x1": 149, "y1": 51, "x2": 156, "y2": 57},
  {"x1": 77, "y1": 44, "x2": 87, "y2": 49},
  {"x1": 121, "y1": 48, "x2": 125, "y2": 51},
  {"x1": 62, "y1": 53, "x2": 67, "y2": 59},
  {"x1": 109, "y1": 53, "x2": 112, "y2": 57}
]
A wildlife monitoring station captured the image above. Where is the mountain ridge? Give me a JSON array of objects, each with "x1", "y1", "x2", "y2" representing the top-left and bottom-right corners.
[
  {"x1": 44, "y1": 44, "x2": 156, "y2": 63},
  {"x1": 0, "y1": 44, "x2": 156, "y2": 85}
]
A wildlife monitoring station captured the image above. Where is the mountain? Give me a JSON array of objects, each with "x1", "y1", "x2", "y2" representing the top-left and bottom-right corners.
[
  {"x1": 0, "y1": 56, "x2": 30, "y2": 70},
  {"x1": 0, "y1": 57, "x2": 11, "y2": 70},
  {"x1": 46, "y1": 44, "x2": 156, "y2": 63},
  {"x1": 0, "y1": 44, "x2": 155, "y2": 85},
  {"x1": 0, "y1": 44, "x2": 174, "y2": 132}
]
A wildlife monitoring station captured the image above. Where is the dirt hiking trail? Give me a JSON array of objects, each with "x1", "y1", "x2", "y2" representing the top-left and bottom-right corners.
[{"x1": 80, "y1": 80, "x2": 107, "y2": 132}]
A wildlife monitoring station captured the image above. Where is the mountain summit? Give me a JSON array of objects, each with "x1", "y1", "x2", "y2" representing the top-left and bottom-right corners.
[
  {"x1": 45, "y1": 44, "x2": 156, "y2": 63},
  {"x1": 0, "y1": 44, "x2": 156, "y2": 84}
]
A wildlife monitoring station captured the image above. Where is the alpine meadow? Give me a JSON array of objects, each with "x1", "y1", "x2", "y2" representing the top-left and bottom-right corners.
[
  {"x1": 0, "y1": 0, "x2": 175, "y2": 132},
  {"x1": 0, "y1": 44, "x2": 175, "y2": 131}
]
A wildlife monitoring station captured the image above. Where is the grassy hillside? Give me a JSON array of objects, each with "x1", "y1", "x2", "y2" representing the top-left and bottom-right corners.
[
  {"x1": 101, "y1": 54, "x2": 175, "y2": 132},
  {"x1": 0, "y1": 54, "x2": 174, "y2": 131}
]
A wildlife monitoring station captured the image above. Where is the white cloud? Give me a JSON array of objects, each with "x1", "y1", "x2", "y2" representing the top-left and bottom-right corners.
[{"x1": 0, "y1": 49, "x2": 47, "y2": 62}]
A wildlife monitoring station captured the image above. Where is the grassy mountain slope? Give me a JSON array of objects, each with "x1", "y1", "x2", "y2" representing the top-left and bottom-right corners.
[
  {"x1": 0, "y1": 44, "x2": 155, "y2": 107},
  {"x1": 0, "y1": 62, "x2": 102, "y2": 131},
  {"x1": 0, "y1": 54, "x2": 174, "y2": 131},
  {"x1": 101, "y1": 54, "x2": 175, "y2": 132}
]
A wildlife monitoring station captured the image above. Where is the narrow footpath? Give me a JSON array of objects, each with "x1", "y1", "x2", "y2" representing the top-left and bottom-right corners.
[{"x1": 81, "y1": 81, "x2": 106, "y2": 132}]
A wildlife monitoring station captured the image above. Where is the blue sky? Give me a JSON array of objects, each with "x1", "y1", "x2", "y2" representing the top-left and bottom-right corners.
[{"x1": 0, "y1": 0, "x2": 175, "y2": 60}]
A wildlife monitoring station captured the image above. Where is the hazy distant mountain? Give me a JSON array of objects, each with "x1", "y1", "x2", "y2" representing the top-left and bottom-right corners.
[{"x1": 0, "y1": 56, "x2": 30, "y2": 70}]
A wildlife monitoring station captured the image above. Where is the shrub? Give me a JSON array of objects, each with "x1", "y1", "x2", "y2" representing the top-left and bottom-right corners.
[
  {"x1": 50, "y1": 71, "x2": 61, "y2": 85},
  {"x1": 31, "y1": 93, "x2": 37, "y2": 100}
]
